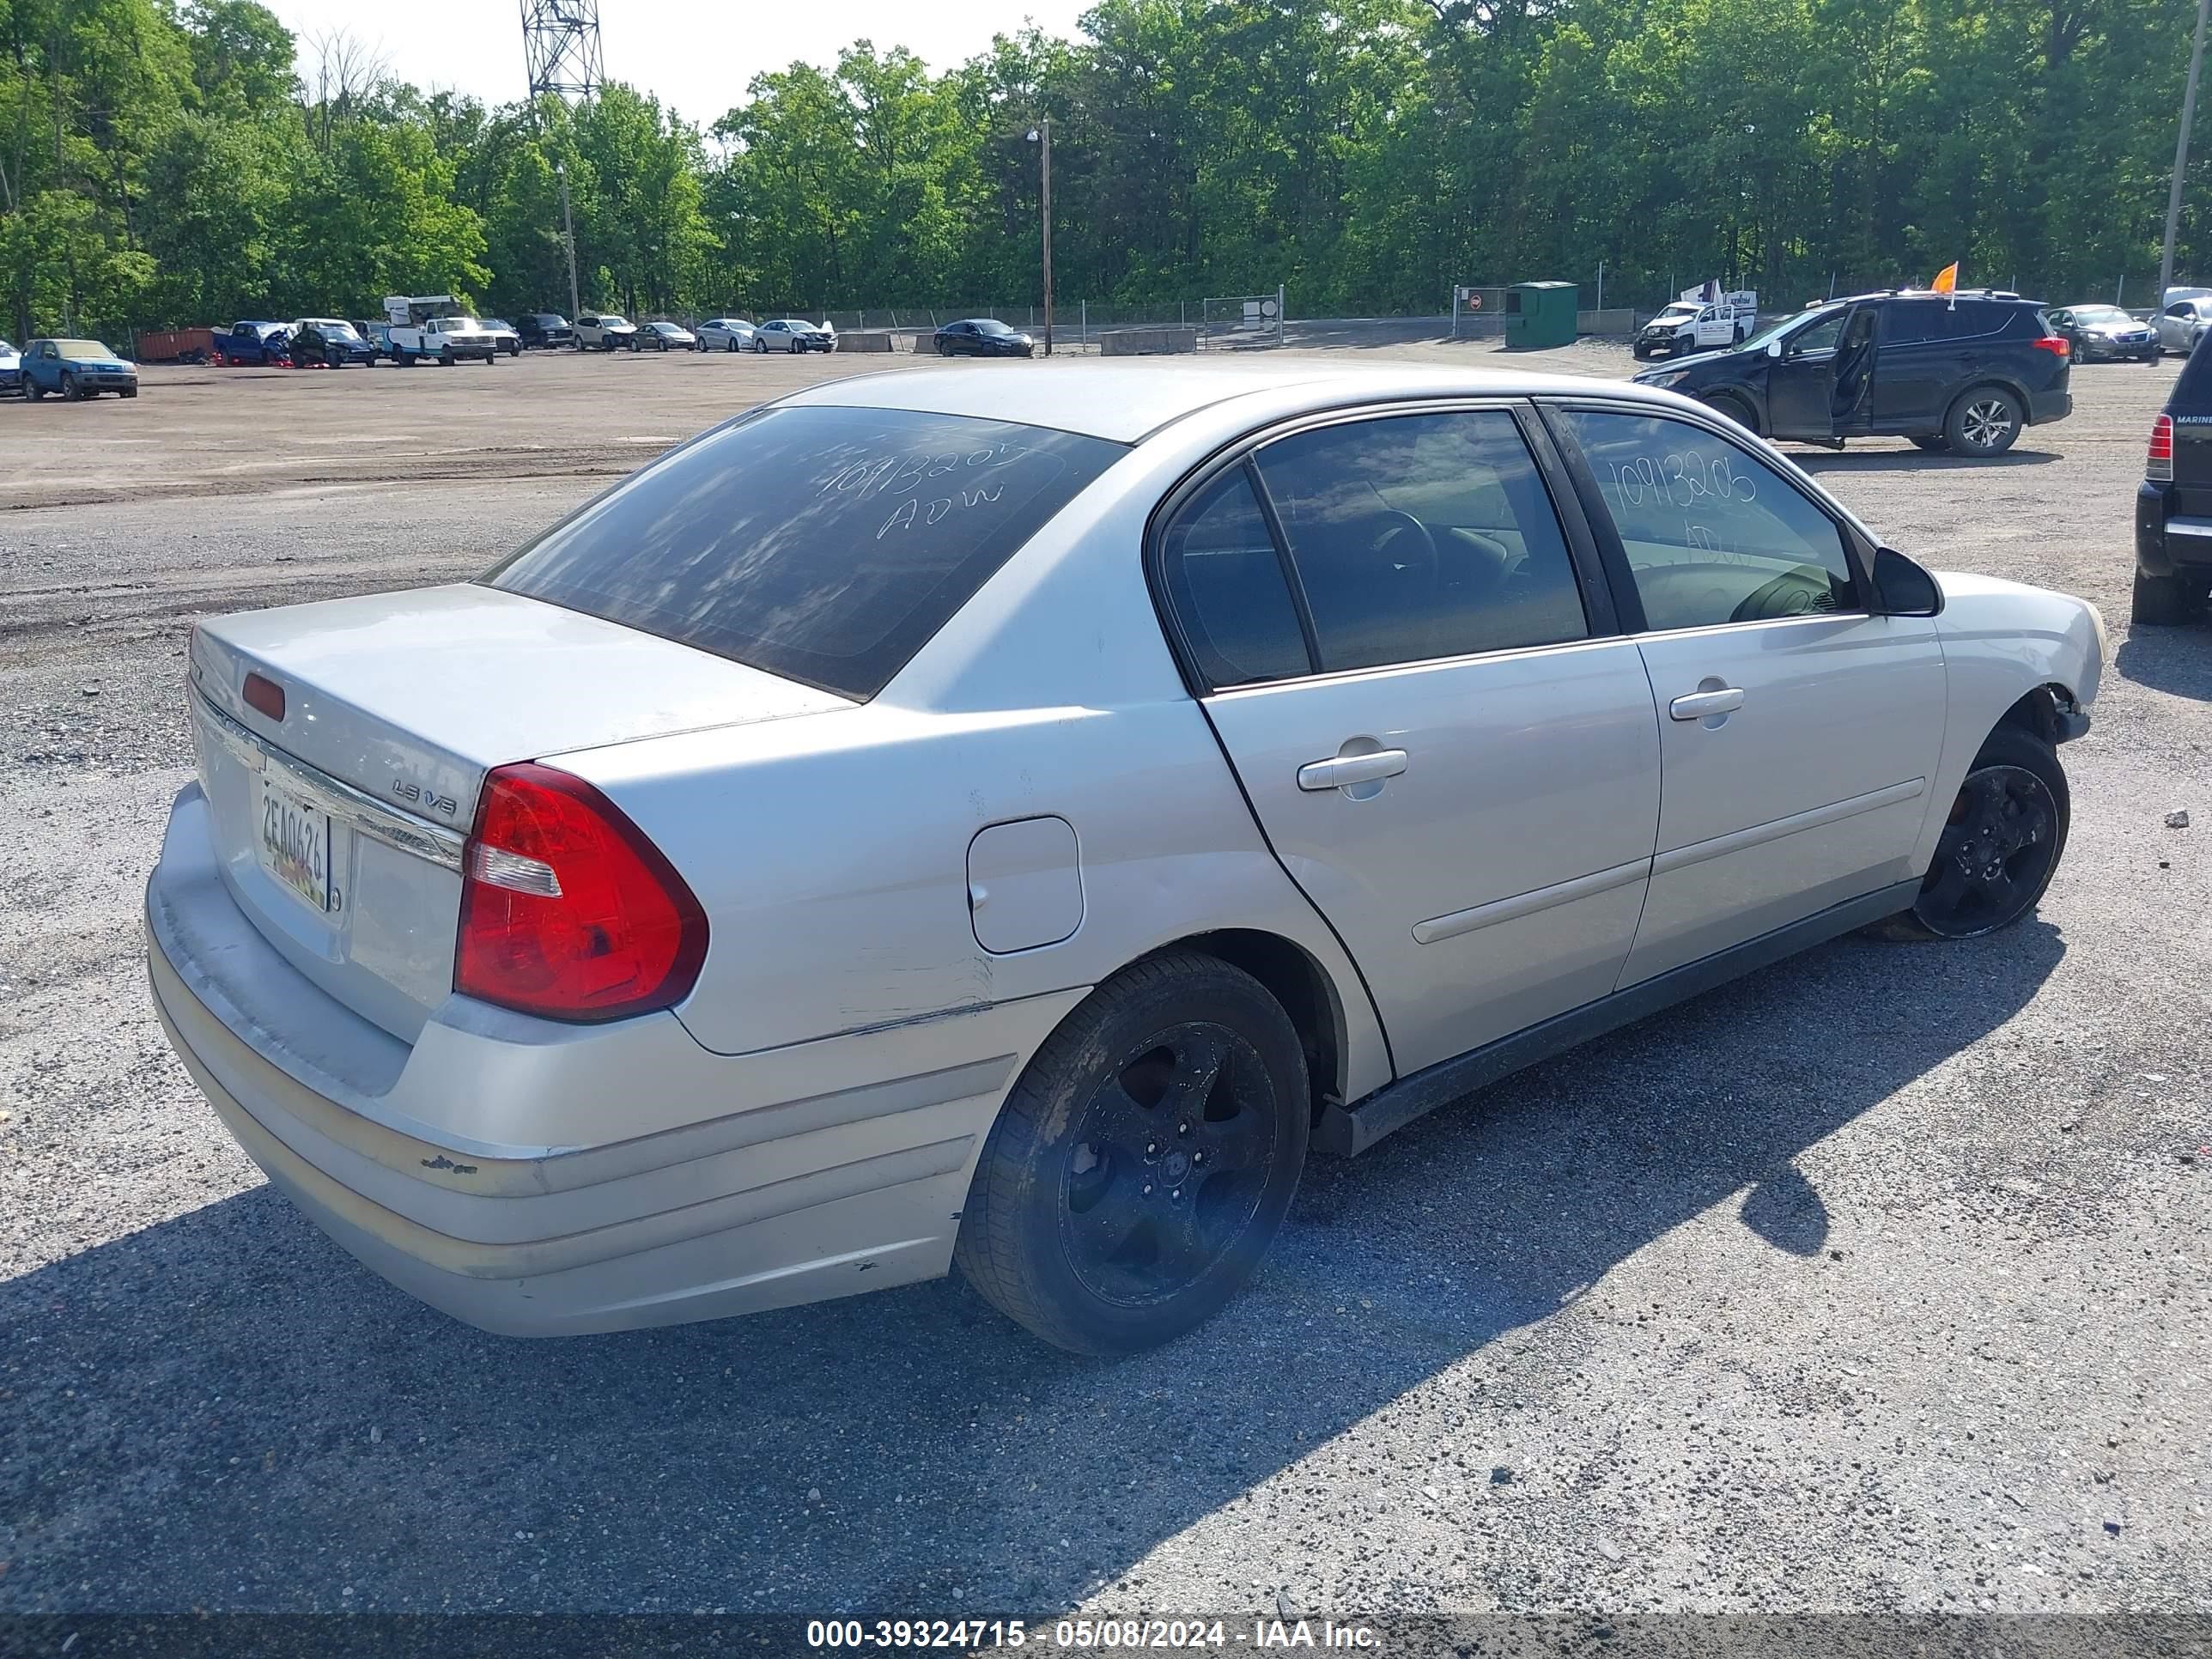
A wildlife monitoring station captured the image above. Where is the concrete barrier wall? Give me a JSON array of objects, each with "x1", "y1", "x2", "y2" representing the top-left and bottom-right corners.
[
  {"x1": 1577, "y1": 308, "x2": 1638, "y2": 336},
  {"x1": 1101, "y1": 326, "x2": 1200, "y2": 356},
  {"x1": 841, "y1": 331, "x2": 897, "y2": 352}
]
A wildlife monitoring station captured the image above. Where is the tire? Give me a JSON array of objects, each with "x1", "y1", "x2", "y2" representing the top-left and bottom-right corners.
[
  {"x1": 1910, "y1": 434, "x2": 1952, "y2": 452},
  {"x1": 753, "y1": 337, "x2": 766, "y2": 353},
  {"x1": 1632, "y1": 344, "x2": 1651, "y2": 362},
  {"x1": 122, "y1": 386, "x2": 137, "y2": 398},
  {"x1": 726, "y1": 337, "x2": 738, "y2": 352},
  {"x1": 398, "y1": 351, "x2": 416, "y2": 368},
  {"x1": 1702, "y1": 392, "x2": 1758, "y2": 434},
  {"x1": 1943, "y1": 385, "x2": 2024, "y2": 457},
  {"x1": 26, "y1": 380, "x2": 42, "y2": 400},
  {"x1": 2132, "y1": 568, "x2": 2202, "y2": 626},
  {"x1": 61, "y1": 374, "x2": 80, "y2": 402},
  {"x1": 955, "y1": 951, "x2": 1310, "y2": 1355},
  {"x1": 1875, "y1": 726, "x2": 2068, "y2": 942},
  {"x1": 439, "y1": 350, "x2": 453, "y2": 367}
]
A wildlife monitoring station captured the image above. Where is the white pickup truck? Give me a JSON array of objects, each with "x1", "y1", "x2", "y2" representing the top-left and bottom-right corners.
[
  {"x1": 381, "y1": 296, "x2": 499, "y2": 367},
  {"x1": 1633, "y1": 288, "x2": 1758, "y2": 360}
]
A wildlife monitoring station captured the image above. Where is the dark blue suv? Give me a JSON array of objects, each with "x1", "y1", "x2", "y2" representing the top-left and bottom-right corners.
[{"x1": 1634, "y1": 290, "x2": 2074, "y2": 458}]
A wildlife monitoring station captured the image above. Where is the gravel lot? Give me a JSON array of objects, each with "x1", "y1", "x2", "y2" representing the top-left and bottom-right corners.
[{"x1": 2, "y1": 340, "x2": 2208, "y2": 1629}]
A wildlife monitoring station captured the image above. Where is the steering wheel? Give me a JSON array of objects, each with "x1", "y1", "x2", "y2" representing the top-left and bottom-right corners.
[
  {"x1": 1729, "y1": 569, "x2": 1826, "y2": 623},
  {"x1": 1363, "y1": 508, "x2": 1441, "y2": 592}
]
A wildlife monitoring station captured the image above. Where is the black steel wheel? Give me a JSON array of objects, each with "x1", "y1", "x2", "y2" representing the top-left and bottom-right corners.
[
  {"x1": 1879, "y1": 726, "x2": 2068, "y2": 941},
  {"x1": 957, "y1": 951, "x2": 1309, "y2": 1353}
]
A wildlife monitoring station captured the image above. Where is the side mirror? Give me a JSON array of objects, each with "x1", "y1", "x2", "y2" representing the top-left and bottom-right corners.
[
  {"x1": 1766, "y1": 337, "x2": 1784, "y2": 359},
  {"x1": 1871, "y1": 546, "x2": 1943, "y2": 617}
]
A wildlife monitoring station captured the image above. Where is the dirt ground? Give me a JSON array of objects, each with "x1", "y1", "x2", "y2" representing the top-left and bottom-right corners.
[{"x1": 2, "y1": 337, "x2": 2208, "y2": 1632}]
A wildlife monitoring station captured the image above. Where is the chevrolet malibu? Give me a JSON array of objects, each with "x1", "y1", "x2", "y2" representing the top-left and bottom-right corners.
[{"x1": 147, "y1": 363, "x2": 2105, "y2": 1354}]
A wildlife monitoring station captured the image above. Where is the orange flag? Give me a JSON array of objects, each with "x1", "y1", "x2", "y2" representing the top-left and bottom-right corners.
[{"x1": 1930, "y1": 262, "x2": 1960, "y2": 295}]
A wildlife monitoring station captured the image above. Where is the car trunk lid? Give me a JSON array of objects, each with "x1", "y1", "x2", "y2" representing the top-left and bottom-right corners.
[{"x1": 187, "y1": 584, "x2": 848, "y2": 1042}]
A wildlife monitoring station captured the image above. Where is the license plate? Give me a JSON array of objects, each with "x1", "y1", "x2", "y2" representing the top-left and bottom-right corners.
[{"x1": 258, "y1": 775, "x2": 332, "y2": 913}]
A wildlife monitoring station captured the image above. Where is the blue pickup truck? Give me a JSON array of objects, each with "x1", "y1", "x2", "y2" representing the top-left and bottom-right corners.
[{"x1": 212, "y1": 320, "x2": 290, "y2": 366}]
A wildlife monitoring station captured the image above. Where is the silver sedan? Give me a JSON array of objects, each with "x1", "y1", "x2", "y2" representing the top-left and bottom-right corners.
[
  {"x1": 147, "y1": 362, "x2": 2106, "y2": 1353},
  {"x1": 2158, "y1": 295, "x2": 2212, "y2": 355},
  {"x1": 696, "y1": 318, "x2": 756, "y2": 351}
]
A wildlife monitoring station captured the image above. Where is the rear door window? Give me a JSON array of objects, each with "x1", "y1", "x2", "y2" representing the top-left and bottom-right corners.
[
  {"x1": 1881, "y1": 303, "x2": 1942, "y2": 345},
  {"x1": 486, "y1": 405, "x2": 1125, "y2": 699},
  {"x1": 1250, "y1": 409, "x2": 1589, "y2": 672}
]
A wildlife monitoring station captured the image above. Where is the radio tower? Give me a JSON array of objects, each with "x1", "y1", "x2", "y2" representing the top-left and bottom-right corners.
[{"x1": 521, "y1": 0, "x2": 604, "y2": 103}]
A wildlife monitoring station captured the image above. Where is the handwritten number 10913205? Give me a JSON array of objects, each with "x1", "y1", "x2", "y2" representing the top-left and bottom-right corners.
[{"x1": 1604, "y1": 450, "x2": 1759, "y2": 512}]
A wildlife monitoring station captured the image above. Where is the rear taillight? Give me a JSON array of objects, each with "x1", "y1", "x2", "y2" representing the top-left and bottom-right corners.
[
  {"x1": 455, "y1": 763, "x2": 707, "y2": 1023},
  {"x1": 2150, "y1": 413, "x2": 2175, "y2": 482},
  {"x1": 2033, "y1": 334, "x2": 2070, "y2": 356}
]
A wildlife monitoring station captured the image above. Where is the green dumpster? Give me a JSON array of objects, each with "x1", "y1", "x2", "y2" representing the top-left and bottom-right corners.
[{"x1": 1504, "y1": 281, "x2": 1579, "y2": 349}]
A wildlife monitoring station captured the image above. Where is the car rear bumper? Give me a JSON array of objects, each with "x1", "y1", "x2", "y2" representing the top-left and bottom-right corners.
[
  {"x1": 147, "y1": 783, "x2": 1079, "y2": 1336},
  {"x1": 2028, "y1": 386, "x2": 2073, "y2": 425},
  {"x1": 2138, "y1": 483, "x2": 2212, "y2": 574}
]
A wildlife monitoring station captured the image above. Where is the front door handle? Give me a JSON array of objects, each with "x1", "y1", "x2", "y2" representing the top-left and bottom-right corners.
[
  {"x1": 1668, "y1": 687, "x2": 1746, "y2": 720},
  {"x1": 1297, "y1": 749, "x2": 1408, "y2": 792}
]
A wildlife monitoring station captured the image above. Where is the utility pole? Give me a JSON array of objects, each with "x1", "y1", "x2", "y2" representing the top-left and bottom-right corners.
[
  {"x1": 1030, "y1": 118, "x2": 1054, "y2": 356},
  {"x1": 2163, "y1": 0, "x2": 2212, "y2": 303},
  {"x1": 557, "y1": 161, "x2": 580, "y2": 321}
]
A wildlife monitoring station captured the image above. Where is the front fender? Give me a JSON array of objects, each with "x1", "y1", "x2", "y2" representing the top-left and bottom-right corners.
[{"x1": 1911, "y1": 570, "x2": 2105, "y2": 874}]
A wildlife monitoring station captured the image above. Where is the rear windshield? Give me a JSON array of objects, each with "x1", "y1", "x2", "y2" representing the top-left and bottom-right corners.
[{"x1": 483, "y1": 404, "x2": 1126, "y2": 699}]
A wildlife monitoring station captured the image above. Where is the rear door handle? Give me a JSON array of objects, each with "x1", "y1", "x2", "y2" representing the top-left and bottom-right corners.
[
  {"x1": 1297, "y1": 750, "x2": 1409, "y2": 791},
  {"x1": 1668, "y1": 688, "x2": 1746, "y2": 720}
]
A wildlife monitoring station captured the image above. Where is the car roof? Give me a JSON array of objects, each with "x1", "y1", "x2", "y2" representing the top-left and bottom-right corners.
[{"x1": 782, "y1": 360, "x2": 1666, "y2": 444}]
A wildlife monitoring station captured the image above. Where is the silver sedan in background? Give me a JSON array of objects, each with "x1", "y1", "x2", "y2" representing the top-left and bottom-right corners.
[
  {"x1": 696, "y1": 318, "x2": 756, "y2": 351},
  {"x1": 2158, "y1": 295, "x2": 2212, "y2": 355},
  {"x1": 752, "y1": 317, "x2": 832, "y2": 352},
  {"x1": 147, "y1": 362, "x2": 2104, "y2": 1355}
]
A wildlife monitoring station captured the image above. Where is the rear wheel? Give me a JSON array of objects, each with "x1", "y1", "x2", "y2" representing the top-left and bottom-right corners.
[
  {"x1": 1910, "y1": 434, "x2": 1952, "y2": 452},
  {"x1": 955, "y1": 951, "x2": 1310, "y2": 1354},
  {"x1": 1875, "y1": 726, "x2": 2067, "y2": 941},
  {"x1": 1944, "y1": 386, "x2": 2024, "y2": 457},
  {"x1": 2133, "y1": 568, "x2": 2203, "y2": 626}
]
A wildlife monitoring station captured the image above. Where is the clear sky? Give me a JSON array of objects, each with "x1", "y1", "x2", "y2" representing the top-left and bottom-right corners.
[{"x1": 272, "y1": 0, "x2": 1093, "y2": 129}]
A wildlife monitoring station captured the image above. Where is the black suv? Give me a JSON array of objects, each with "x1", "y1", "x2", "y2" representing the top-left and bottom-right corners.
[
  {"x1": 1634, "y1": 290, "x2": 2073, "y2": 457},
  {"x1": 2135, "y1": 330, "x2": 2212, "y2": 623},
  {"x1": 514, "y1": 313, "x2": 575, "y2": 349}
]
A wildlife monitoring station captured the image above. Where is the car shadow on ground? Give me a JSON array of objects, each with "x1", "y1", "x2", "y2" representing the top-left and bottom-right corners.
[
  {"x1": 1789, "y1": 447, "x2": 2062, "y2": 472},
  {"x1": 0, "y1": 924, "x2": 2063, "y2": 1615},
  {"x1": 2115, "y1": 628, "x2": 2212, "y2": 699}
]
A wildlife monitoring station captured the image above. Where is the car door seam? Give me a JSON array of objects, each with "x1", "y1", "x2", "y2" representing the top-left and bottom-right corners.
[{"x1": 1188, "y1": 696, "x2": 1399, "y2": 1079}]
